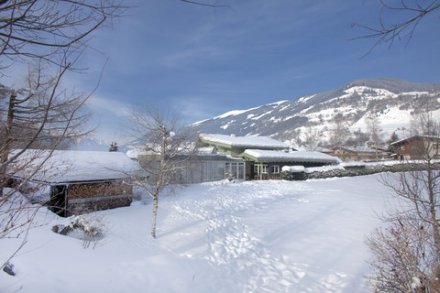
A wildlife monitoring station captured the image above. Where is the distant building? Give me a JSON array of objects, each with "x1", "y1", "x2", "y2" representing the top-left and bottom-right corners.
[
  {"x1": 390, "y1": 135, "x2": 440, "y2": 160},
  {"x1": 328, "y1": 146, "x2": 389, "y2": 162},
  {"x1": 10, "y1": 150, "x2": 141, "y2": 217}
]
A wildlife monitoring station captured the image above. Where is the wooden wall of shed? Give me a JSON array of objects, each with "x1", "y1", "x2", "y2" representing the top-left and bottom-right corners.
[
  {"x1": 68, "y1": 181, "x2": 132, "y2": 199},
  {"x1": 67, "y1": 197, "x2": 131, "y2": 216}
]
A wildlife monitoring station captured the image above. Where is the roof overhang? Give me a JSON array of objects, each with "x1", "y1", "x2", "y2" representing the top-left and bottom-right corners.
[{"x1": 242, "y1": 149, "x2": 340, "y2": 164}]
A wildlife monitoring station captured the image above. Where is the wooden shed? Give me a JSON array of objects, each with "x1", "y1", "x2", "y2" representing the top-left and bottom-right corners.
[{"x1": 11, "y1": 150, "x2": 142, "y2": 217}]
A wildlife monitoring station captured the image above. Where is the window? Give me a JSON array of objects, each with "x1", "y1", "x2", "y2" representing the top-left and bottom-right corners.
[
  {"x1": 231, "y1": 162, "x2": 238, "y2": 178},
  {"x1": 238, "y1": 162, "x2": 244, "y2": 179},
  {"x1": 225, "y1": 162, "x2": 231, "y2": 178},
  {"x1": 225, "y1": 162, "x2": 245, "y2": 180},
  {"x1": 272, "y1": 165, "x2": 280, "y2": 174},
  {"x1": 254, "y1": 163, "x2": 268, "y2": 174}
]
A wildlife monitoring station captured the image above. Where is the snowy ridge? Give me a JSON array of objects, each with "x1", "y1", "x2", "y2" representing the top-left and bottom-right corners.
[
  {"x1": 214, "y1": 106, "x2": 261, "y2": 119},
  {"x1": 189, "y1": 78, "x2": 440, "y2": 146}
]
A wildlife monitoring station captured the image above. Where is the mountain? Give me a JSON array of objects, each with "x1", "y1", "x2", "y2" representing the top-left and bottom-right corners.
[{"x1": 189, "y1": 78, "x2": 440, "y2": 148}]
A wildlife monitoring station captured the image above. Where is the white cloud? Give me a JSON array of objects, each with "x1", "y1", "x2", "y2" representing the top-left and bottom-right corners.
[
  {"x1": 173, "y1": 95, "x2": 234, "y2": 124},
  {"x1": 86, "y1": 95, "x2": 132, "y2": 118}
]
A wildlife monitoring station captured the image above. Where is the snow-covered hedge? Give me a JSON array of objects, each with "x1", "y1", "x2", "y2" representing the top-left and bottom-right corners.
[
  {"x1": 281, "y1": 165, "x2": 305, "y2": 173},
  {"x1": 281, "y1": 161, "x2": 440, "y2": 181}
]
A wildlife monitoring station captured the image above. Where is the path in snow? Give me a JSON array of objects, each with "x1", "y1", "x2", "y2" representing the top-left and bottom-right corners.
[{"x1": 170, "y1": 182, "x2": 352, "y2": 293}]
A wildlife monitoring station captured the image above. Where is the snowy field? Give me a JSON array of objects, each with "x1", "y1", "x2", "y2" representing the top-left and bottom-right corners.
[{"x1": 0, "y1": 174, "x2": 401, "y2": 293}]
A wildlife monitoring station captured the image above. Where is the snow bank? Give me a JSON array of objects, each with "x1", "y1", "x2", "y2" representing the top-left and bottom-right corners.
[
  {"x1": 282, "y1": 165, "x2": 305, "y2": 172},
  {"x1": 305, "y1": 164, "x2": 345, "y2": 173}
]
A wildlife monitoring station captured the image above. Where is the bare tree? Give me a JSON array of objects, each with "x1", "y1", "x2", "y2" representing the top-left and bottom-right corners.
[
  {"x1": 179, "y1": 0, "x2": 229, "y2": 8},
  {"x1": 369, "y1": 109, "x2": 440, "y2": 291},
  {"x1": 0, "y1": 61, "x2": 90, "y2": 187},
  {"x1": 302, "y1": 126, "x2": 321, "y2": 151},
  {"x1": 0, "y1": 0, "x2": 123, "y2": 68},
  {"x1": 0, "y1": 0, "x2": 123, "y2": 270},
  {"x1": 329, "y1": 113, "x2": 350, "y2": 148},
  {"x1": 354, "y1": 0, "x2": 440, "y2": 50},
  {"x1": 366, "y1": 110, "x2": 383, "y2": 159},
  {"x1": 366, "y1": 111, "x2": 383, "y2": 147},
  {"x1": 131, "y1": 109, "x2": 194, "y2": 238},
  {"x1": 367, "y1": 214, "x2": 437, "y2": 292},
  {"x1": 346, "y1": 128, "x2": 370, "y2": 147}
]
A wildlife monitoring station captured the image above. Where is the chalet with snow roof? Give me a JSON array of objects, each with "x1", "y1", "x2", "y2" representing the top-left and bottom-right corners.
[
  {"x1": 10, "y1": 150, "x2": 142, "y2": 217},
  {"x1": 198, "y1": 133, "x2": 289, "y2": 156},
  {"x1": 242, "y1": 149, "x2": 340, "y2": 180},
  {"x1": 198, "y1": 133, "x2": 340, "y2": 180},
  {"x1": 390, "y1": 135, "x2": 440, "y2": 160}
]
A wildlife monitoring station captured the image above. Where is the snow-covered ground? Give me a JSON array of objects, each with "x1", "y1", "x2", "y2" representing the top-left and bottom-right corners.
[{"x1": 0, "y1": 175, "x2": 401, "y2": 293}]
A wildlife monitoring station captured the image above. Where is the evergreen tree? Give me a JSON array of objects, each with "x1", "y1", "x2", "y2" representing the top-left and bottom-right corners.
[{"x1": 109, "y1": 142, "x2": 118, "y2": 152}]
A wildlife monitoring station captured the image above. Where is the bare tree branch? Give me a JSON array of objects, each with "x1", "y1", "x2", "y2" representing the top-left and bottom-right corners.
[
  {"x1": 353, "y1": 0, "x2": 440, "y2": 53},
  {"x1": 180, "y1": 0, "x2": 229, "y2": 8}
]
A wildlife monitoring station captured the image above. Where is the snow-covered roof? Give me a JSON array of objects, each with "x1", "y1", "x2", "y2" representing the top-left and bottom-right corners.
[
  {"x1": 243, "y1": 149, "x2": 341, "y2": 164},
  {"x1": 339, "y1": 146, "x2": 385, "y2": 153},
  {"x1": 196, "y1": 146, "x2": 217, "y2": 154},
  {"x1": 199, "y1": 133, "x2": 288, "y2": 149},
  {"x1": 10, "y1": 149, "x2": 142, "y2": 183},
  {"x1": 390, "y1": 135, "x2": 440, "y2": 146}
]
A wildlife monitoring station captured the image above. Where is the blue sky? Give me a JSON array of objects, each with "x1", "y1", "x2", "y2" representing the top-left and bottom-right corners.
[{"x1": 28, "y1": 1, "x2": 440, "y2": 143}]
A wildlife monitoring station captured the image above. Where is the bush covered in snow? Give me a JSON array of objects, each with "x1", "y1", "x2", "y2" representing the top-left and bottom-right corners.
[{"x1": 52, "y1": 215, "x2": 105, "y2": 248}]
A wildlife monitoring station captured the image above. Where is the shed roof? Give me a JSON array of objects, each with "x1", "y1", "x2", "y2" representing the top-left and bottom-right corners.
[
  {"x1": 243, "y1": 149, "x2": 340, "y2": 164},
  {"x1": 10, "y1": 149, "x2": 142, "y2": 183},
  {"x1": 199, "y1": 133, "x2": 288, "y2": 150}
]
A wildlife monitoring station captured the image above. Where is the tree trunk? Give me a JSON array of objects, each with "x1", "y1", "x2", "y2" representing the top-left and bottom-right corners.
[
  {"x1": 427, "y1": 169, "x2": 440, "y2": 259},
  {"x1": 151, "y1": 194, "x2": 159, "y2": 238},
  {"x1": 0, "y1": 93, "x2": 16, "y2": 197}
]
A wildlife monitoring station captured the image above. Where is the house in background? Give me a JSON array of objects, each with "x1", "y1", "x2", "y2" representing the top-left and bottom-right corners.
[
  {"x1": 10, "y1": 150, "x2": 141, "y2": 217},
  {"x1": 242, "y1": 149, "x2": 340, "y2": 180},
  {"x1": 390, "y1": 135, "x2": 440, "y2": 160},
  {"x1": 198, "y1": 133, "x2": 289, "y2": 156},
  {"x1": 198, "y1": 133, "x2": 340, "y2": 180},
  {"x1": 127, "y1": 145, "x2": 242, "y2": 184},
  {"x1": 327, "y1": 146, "x2": 389, "y2": 162}
]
